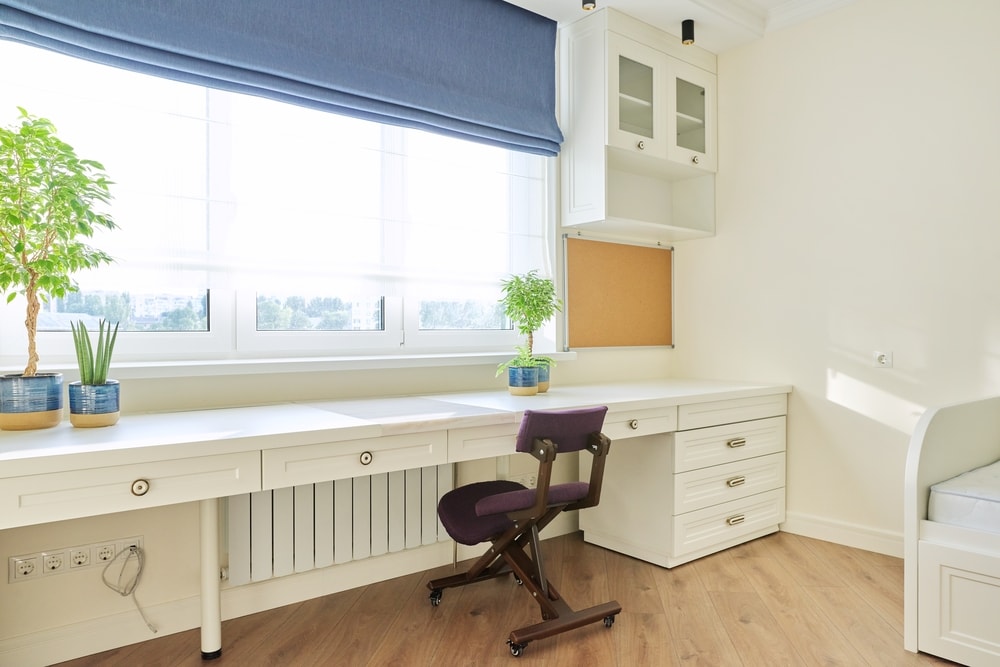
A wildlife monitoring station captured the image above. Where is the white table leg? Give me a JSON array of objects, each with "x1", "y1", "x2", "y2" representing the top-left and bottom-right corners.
[{"x1": 200, "y1": 498, "x2": 222, "y2": 659}]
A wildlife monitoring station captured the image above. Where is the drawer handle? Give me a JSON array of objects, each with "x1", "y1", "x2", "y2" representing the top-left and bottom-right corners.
[
  {"x1": 726, "y1": 514, "x2": 746, "y2": 526},
  {"x1": 726, "y1": 437, "x2": 747, "y2": 448},
  {"x1": 131, "y1": 479, "x2": 150, "y2": 496},
  {"x1": 360, "y1": 451, "x2": 374, "y2": 465},
  {"x1": 628, "y1": 419, "x2": 639, "y2": 430},
  {"x1": 636, "y1": 140, "x2": 645, "y2": 151},
  {"x1": 726, "y1": 476, "x2": 746, "y2": 488}
]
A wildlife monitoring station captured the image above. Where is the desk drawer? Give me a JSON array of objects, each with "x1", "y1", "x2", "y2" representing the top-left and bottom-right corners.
[
  {"x1": 678, "y1": 394, "x2": 787, "y2": 430},
  {"x1": 672, "y1": 488, "x2": 785, "y2": 557},
  {"x1": 672, "y1": 452, "x2": 785, "y2": 514},
  {"x1": 448, "y1": 423, "x2": 517, "y2": 463},
  {"x1": 603, "y1": 406, "x2": 678, "y2": 441},
  {"x1": 672, "y1": 416, "x2": 786, "y2": 473},
  {"x1": 262, "y1": 431, "x2": 447, "y2": 489},
  {"x1": 0, "y1": 451, "x2": 260, "y2": 529}
]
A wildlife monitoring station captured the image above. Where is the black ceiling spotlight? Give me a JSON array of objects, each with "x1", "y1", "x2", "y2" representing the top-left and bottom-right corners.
[
  {"x1": 582, "y1": 1, "x2": 596, "y2": 10},
  {"x1": 682, "y1": 19, "x2": 695, "y2": 45}
]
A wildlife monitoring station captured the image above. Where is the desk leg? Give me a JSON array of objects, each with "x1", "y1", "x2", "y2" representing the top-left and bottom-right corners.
[{"x1": 200, "y1": 498, "x2": 222, "y2": 660}]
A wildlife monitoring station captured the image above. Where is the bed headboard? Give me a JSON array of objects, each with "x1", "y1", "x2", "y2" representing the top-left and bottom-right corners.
[{"x1": 903, "y1": 395, "x2": 1000, "y2": 650}]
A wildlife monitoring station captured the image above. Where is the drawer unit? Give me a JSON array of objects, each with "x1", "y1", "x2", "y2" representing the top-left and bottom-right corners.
[
  {"x1": 262, "y1": 431, "x2": 447, "y2": 489},
  {"x1": 0, "y1": 451, "x2": 261, "y2": 529},
  {"x1": 448, "y1": 423, "x2": 517, "y2": 462},
  {"x1": 671, "y1": 451, "x2": 785, "y2": 514},
  {"x1": 603, "y1": 405, "x2": 678, "y2": 440},
  {"x1": 672, "y1": 416, "x2": 786, "y2": 472},
  {"x1": 581, "y1": 392, "x2": 788, "y2": 568}
]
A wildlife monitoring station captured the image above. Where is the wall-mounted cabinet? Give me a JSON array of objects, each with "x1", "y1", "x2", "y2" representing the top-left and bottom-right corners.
[{"x1": 560, "y1": 8, "x2": 718, "y2": 242}]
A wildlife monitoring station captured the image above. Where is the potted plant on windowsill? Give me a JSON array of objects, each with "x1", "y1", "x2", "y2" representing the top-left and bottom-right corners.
[
  {"x1": 496, "y1": 270, "x2": 562, "y2": 395},
  {"x1": 69, "y1": 319, "x2": 120, "y2": 427},
  {"x1": 0, "y1": 108, "x2": 117, "y2": 430}
]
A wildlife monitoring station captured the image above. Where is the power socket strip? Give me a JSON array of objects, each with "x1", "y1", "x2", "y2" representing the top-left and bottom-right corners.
[{"x1": 8, "y1": 536, "x2": 144, "y2": 583}]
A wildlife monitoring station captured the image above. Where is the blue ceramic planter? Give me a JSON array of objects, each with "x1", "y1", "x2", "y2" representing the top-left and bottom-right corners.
[
  {"x1": 507, "y1": 366, "x2": 538, "y2": 396},
  {"x1": 69, "y1": 379, "x2": 120, "y2": 428},
  {"x1": 0, "y1": 373, "x2": 63, "y2": 430},
  {"x1": 536, "y1": 364, "x2": 550, "y2": 393}
]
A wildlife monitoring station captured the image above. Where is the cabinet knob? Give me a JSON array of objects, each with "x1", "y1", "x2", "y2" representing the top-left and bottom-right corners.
[
  {"x1": 360, "y1": 451, "x2": 374, "y2": 465},
  {"x1": 628, "y1": 419, "x2": 639, "y2": 430},
  {"x1": 691, "y1": 155, "x2": 700, "y2": 165},
  {"x1": 131, "y1": 479, "x2": 150, "y2": 496},
  {"x1": 636, "y1": 140, "x2": 645, "y2": 150}
]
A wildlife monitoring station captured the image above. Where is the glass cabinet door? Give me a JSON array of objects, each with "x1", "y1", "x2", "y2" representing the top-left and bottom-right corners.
[
  {"x1": 607, "y1": 33, "x2": 667, "y2": 158},
  {"x1": 667, "y1": 59, "x2": 716, "y2": 171}
]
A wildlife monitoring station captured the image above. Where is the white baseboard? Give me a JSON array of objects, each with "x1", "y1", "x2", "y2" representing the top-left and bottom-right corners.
[
  {"x1": 781, "y1": 510, "x2": 903, "y2": 558},
  {"x1": 0, "y1": 542, "x2": 453, "y2": 667}
]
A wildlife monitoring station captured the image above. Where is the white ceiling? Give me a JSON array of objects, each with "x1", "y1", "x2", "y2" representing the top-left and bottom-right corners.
[{"x1": 504, "y1": 0, "x2": 857, "y2": 53}]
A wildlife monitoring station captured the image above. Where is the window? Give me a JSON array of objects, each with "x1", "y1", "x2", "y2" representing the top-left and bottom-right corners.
[{"x1": 0, "y1": 41, "x2": 555, "y2": 367}]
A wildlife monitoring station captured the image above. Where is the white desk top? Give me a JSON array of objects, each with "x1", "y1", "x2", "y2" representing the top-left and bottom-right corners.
[{"x1": 0, "y1": 379, "x2": 790, "y2": 478}]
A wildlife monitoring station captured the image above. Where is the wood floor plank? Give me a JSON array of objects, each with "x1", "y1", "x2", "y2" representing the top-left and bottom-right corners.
[
  {"x1": 737, "y1": 553, "x2": 867, "y2": 665},
  {"x1": 653, "y1": 560, "x2": 742, "y2": 665},
  {"x1": 708, "y1": 590, "x2": 803, "y2": 666}
]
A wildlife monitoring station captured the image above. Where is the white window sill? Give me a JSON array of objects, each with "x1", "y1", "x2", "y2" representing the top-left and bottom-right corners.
[{"x1": 29, "y1": 351, "x2": 578, "y2": 381}]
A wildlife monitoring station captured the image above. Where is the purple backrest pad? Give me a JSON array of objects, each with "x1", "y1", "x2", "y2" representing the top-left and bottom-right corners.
[{"x1": 514, "y1": 406, "x2": 608, "y2": 454}]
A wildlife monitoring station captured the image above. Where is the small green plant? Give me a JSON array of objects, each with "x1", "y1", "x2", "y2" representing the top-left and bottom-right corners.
[
  {"x1": 0, "y1": 107, "x2": 117, "y2": 377},
  {"x1": 71, "y1": 319, "x2": 119, "y2": 385},
  {"x1": 497, "y1": 270, "x2": 562, "y2": 375}
]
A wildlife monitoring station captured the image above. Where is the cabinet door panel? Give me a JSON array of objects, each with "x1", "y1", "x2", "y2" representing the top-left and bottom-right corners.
[
  {"x1": 607, "y1": 32, "x2": 667, "y2": 158},
  {"x1": 666, "y1": 58, "x2": 717, "y2": 172}
]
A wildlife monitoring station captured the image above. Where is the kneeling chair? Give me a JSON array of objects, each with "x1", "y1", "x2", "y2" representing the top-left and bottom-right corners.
[{"x1": 427, "y1": 406, "x2": 621, "y2": 657}]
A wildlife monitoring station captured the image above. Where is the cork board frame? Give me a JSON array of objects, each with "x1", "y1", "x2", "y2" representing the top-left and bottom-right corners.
[{"x1": 564, "y1": 235, "x2": 672, "y2": 348}]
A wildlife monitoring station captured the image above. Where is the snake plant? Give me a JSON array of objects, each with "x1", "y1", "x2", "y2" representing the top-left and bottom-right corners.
[{"x1": 71, "y1": 319, "x2": 119, "y2": 385}]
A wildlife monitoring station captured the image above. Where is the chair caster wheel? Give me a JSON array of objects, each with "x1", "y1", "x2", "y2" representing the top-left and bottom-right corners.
[
  {"x1": 604, "y1": 614, "x2": 615, "y2": 628},
  {"x1": 507, "y1": 640, "x2": 525, "y2": 657},
  {"x1": 429, "y1": 589, "x2": 442, "y2": 606}
]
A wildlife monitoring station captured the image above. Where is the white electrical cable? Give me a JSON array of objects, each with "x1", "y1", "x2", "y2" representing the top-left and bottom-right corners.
[{"x1": 101, "y1": 545, "x2": 158, "y2": 634}]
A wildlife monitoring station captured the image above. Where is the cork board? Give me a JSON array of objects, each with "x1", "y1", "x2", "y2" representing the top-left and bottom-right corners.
[{"x1": 565, "y1": 236, "x2": 672, "y2": 348}]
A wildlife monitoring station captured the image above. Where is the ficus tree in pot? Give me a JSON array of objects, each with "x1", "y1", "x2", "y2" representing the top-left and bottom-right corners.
[
  {"x1": 496, "y1": 270, "x2": 562, "y2": 394},
  {"x1": 0, "y1": 108, "x2": 117, "y2": 429}
]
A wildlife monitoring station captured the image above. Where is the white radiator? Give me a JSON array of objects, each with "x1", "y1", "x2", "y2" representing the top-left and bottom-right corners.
[{"x1": 224, "y1": 464, "x2": 453, "y2": 585}]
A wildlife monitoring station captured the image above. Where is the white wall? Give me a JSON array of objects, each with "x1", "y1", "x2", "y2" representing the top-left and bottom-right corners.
[{"x1": 673, "y1": 0, "x2": 1000, "y2": 553}]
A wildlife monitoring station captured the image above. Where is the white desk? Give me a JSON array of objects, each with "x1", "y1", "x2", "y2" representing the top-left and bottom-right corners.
[{"x1": 0, "y1": 379, "x2": 790, "y2": 659}]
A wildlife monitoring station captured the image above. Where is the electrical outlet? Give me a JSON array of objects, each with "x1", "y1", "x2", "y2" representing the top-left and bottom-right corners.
[
  {"x1": 41, "y1": 551, "x2": 66, "y2": 573},
  {"x1": 11, "y1": 556, "x2": 39, "y2": 580},
  {"x1": 95, "y1": 544, "x2": 117, "y2": 563},
  {"x1": 8, "y1": 535, "x2": 144, "y2": 582},
  {"x1": 510, "y1": 473, "x2": 537, "y2": 488},
  {"x1": 70, "y1": 548, "x2": 91, "y2": 568}
]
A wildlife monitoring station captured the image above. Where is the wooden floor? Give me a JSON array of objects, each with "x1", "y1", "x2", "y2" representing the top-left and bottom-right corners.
[{"x1": 56, "y1": 531, "x2": 957, "y2": 666}]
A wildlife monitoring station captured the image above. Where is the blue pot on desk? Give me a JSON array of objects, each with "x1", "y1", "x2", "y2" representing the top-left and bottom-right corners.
[
  {"x1": 507, "y1": 366, "x2": 538, "y2": 396},
  {"x1": 69, "y1": 379, "x2": 120, "y2": 428},
  {"x1": 0, "y1": 373, "x2": 63, "y2": 430}
]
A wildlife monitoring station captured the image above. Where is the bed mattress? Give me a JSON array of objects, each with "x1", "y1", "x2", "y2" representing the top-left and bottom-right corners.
[{"x1": 929, "y1": 459, "x2": 1000, "y2": 534}]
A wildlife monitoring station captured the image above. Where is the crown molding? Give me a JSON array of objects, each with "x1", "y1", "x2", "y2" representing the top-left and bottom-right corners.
[{"x1": 765, "y1": 0, "x2": 858, "y2": 31}]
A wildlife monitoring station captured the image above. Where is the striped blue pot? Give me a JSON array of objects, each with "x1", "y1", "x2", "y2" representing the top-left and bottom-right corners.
[
  {"x1": 507, "y1": 366, "x2": 538, "y2": 396},
  {"x1": 536, "y1": 364, "x2": 550, "y2": 393},
  {"x1": 0, "y1": 373, "x2": 63, "y2": 430},
  {"x1": 69, "y1": 379, "x2": 120, "y2": 428}
]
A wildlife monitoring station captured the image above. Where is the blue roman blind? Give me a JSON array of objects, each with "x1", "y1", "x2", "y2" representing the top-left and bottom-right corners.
[{"x1": 0, "y1": 0, "x2": 563, "y2": 155}]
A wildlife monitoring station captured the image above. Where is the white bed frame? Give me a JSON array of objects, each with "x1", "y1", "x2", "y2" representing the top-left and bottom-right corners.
[{"x1": 904, "y1": 396, "x2": 1000, "y2": 665}]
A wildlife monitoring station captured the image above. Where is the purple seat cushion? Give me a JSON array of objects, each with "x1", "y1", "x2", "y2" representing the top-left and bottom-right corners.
[
  {"x1": 475, "y1": 481, "x2": 589, "y2": 517},
  {"x1": 437, "y1": 480, "x2": 525, "y2": 546}
]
